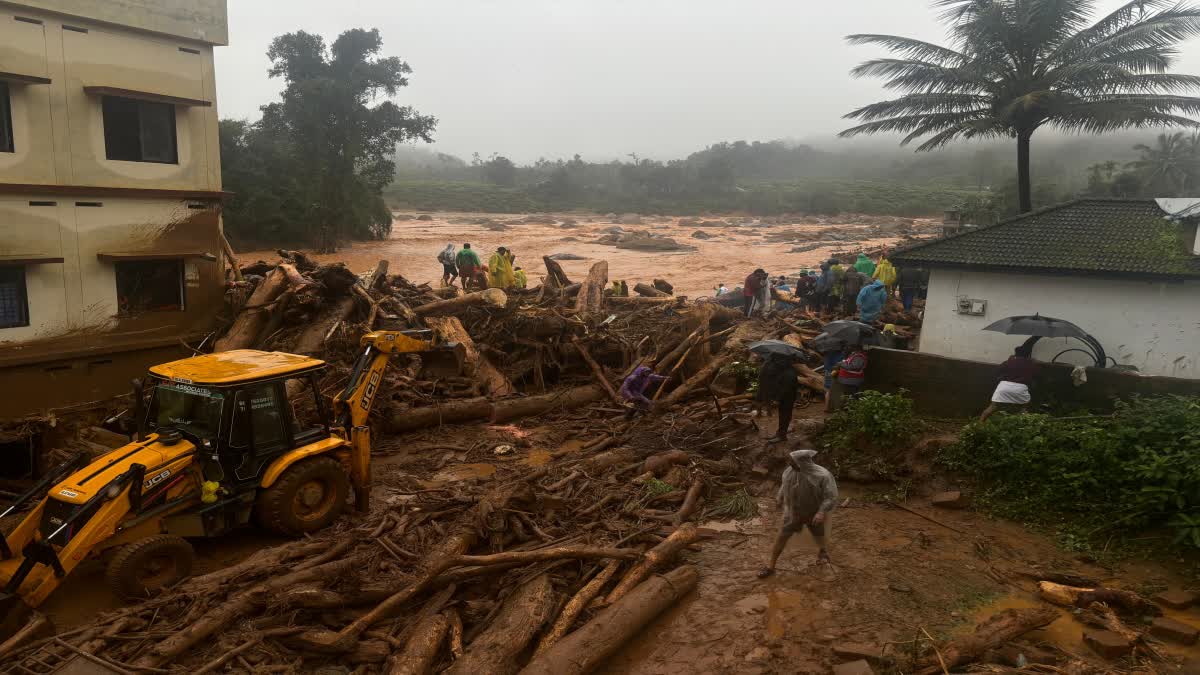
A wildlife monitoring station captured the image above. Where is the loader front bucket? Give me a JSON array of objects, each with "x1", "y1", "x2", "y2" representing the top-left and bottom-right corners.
[{"x1": 0, "y1": 591, "x2": 34, "y2": 642}]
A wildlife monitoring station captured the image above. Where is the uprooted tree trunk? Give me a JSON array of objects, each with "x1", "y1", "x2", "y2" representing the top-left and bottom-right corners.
[
  {"x1": 575, "y1": 261, "x2": 608, "y2": 318},
  {"x1": 214, "y1": 267, "x2": 291, "y2": 351},
  {"x1": 426, "y1": 316, "x2": 515, "y2": 396},
  {"x1": 521, "y1": 565, "x2": 699, "y2": 675},
  {"x1": 491, "y1": 385, "x2": 605, "y2": 423},
  {"x1": 914, "y1": 608, "x2": 1058, "y2": 675},
  {"x1": 387, "y1": 397, "x2": 494, "y2": 433},
  {"x1": 443, "y1": 574, "x2": 556, "y2": 675},
  {"x1": 534, "y1": 558, "x2": 622, "y2": 657},
  {"x1": 657, "y1": 354, "x2": 734, "y2": 409}
]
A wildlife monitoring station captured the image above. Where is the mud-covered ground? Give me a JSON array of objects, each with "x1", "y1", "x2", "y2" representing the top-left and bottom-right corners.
[
  {"x1": 241, "y1": 212, "x2": 927, "y2": 299},
  {"x1": 37, "y1": 400, "x2": 1200, "y2": 673}
]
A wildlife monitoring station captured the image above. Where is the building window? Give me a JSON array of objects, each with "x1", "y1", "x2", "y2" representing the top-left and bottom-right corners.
[
  {"x1": 115, "y1": 260, "x2": 184, "y2": 315},
  {"x1": 0, "y1": 266, "x2": 30, "y2": 328},
  {"x1": 0, "y1": 82, "x2": 13, "y2": 153},
  {"x1": 101, "y1": 96, "x2": 177, "y2": 164}
]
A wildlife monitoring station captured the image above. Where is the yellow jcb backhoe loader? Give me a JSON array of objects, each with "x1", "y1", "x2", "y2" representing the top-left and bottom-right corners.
[{"x1": 0, "y1": 330, "x2": 452, "y2": 636}]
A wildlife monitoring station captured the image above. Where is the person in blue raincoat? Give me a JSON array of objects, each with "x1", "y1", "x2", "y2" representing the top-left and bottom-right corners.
[{"x1": 856, "y1": 279, "x2": 888, "y2": 323}]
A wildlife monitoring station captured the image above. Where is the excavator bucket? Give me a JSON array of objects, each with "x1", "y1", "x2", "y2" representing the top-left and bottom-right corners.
[{"x1": 0, "y1": 591, "x2": 34, "y2": 642}]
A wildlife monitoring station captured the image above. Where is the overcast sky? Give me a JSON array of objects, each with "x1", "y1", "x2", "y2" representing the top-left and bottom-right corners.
[{"x1": 214, "y1": 0, "x2": 1200, "y2": 164}]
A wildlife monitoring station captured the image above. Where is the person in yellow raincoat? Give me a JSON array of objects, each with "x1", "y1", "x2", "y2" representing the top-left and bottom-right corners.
[
  {"x1": 488, "y1": 247, "x2": 516, "y2": 289},
  {"x1": 874, "y1": 257, "x2": 897, "y2": 292},
  {"x1": 513, "y1": 266, "x2": 528, "y2": 289}
]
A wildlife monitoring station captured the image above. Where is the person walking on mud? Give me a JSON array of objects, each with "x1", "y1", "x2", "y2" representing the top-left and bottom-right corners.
[
  {"x1": 438, "y1": 244, "x2": 458, "y2": 287},
  {"x1": 743, "y1": 269, "x2": 767, "y2": 317},
  {"x1": 455, "y1": 243, "x2": 481, "y2": 290},
  {"x1": 759, "y1": 448, "x2": 838, "y2": 578},
  {"x1": 757, "y1": 352, "x2": 799, "y2": 443}
]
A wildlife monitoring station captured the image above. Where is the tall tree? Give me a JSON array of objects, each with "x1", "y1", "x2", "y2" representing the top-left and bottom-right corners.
[
  {"x1": 224, "y1": 28, "x2": 435, "y2": 251},
  {"x1": 840, "y1": 0, "x2": 1200, "y2": 212},
  {"x1": 1128, "y1": 131, "x2": 1195, "y2": 193}
]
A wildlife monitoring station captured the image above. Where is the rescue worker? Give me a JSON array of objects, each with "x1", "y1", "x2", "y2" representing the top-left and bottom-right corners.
[
  {"x1": 488, "y1": 246, "x2": 516, "y2": 289},
  {"x1": 455, "y1": 243, "x2": 481, "y2": 290}
]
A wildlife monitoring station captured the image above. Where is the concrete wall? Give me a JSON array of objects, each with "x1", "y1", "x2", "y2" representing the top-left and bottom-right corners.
[
  {"x1": 0, "y1": 4, "x2": 222, "y2": 190},
  {"x1": 920, "y1": 269, "x2": 1200, "y2": 379},
  {"x1": 865, "y1": 348, "x2": 1200, "y2": 418}
]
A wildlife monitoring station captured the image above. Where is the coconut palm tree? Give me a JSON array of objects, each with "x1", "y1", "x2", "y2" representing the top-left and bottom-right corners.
[
  {"x1": 1128, "y1": 131, "x2": 1193, "y2": 193},
  {"x1": 840, "y1": 0, "x2": 1200, "y2": 212}
]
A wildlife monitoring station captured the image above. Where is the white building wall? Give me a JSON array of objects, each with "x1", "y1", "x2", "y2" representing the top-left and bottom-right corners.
[{"x1": 920, "y1": 269, "x2": 1200, "y2": 379}]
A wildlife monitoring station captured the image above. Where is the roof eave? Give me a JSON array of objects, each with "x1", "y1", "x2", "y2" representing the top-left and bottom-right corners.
[{"x1": 892, "y1": 258, "x2": 1200, "y2": 282}]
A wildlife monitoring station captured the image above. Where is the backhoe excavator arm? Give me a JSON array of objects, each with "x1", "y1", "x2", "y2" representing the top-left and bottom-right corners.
[{"x1": 333, "y1": 330, "x2": 456, "y2": 511}]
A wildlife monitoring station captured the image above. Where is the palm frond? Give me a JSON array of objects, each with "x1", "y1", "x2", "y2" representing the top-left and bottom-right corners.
[
  {"x1": 839, "y1": 110, "x2": 997, "y2": 141},
  {"x1": 1050, "y1": 0, "x2": 1177, "y2": 59},
  {"x1": 1068, "y1": 8, "x2": 1200, "y2": 64},
  {"x1": 845, "y1": 34, "x2": 967, "y2": 66},
  {"x1": 849, "y1": 58, "x2": 995, "y2": 93},
  {"x1": 844, "y1": 93, "x2": 993, "y2": 120},
  {"x1": 1065, "y1": 72, "x2": 1200, "y2": 95}
]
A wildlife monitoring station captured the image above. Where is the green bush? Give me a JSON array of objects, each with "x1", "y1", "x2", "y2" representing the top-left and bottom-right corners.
[
  {"x1": 940, "y1": 396, "x2": 1200, "y2": 548},
  {"x1": 823, "y1": 390, "x2": 918, "y2": 449}
]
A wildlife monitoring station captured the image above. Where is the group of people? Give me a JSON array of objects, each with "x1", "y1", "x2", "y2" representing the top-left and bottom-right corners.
[
  {"x1": 438, "y1": 243, "x2": 528, "y2": 291},
  {"x1": 722, "y1": 253, "x2": 927, "y2": 323}
]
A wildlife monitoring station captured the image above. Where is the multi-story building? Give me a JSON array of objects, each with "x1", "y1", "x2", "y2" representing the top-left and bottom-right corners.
[{"x1": 0, "y1": 0, "x2": 228, "y2": 420}]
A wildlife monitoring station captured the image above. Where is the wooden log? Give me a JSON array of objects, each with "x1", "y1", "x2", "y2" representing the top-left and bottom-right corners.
[
  {"x1": 543, "y1": 256, "x2": 572, "y2": 288},
  {"x1": 447, "y1": 608, "x2": 464, "y2": 660},
  {"x1": 606, "y1": 523, "x2": 699, "y2": 604},
  {"x1": 653, "y1": 278, "x2": 674, "y2": 295},
  {"x1": 293, "y1": 526, "x2": 477, "y2": 654},
  {"x1": 278, "y1": 262, "x2": 309, "y2": 289},
  {"x1": 490, "y1": 385, "x2": 605, "y2": 423},
  {"x1": 415, "y1": 288, "x2": 507, "y2": 316},
  {"x1": 253, "y1": 290, "x2": 293, "y2": 348},
  {"x1": 133, "y1": 557, "x2": 358, "y2": 667},
  {"x1": 444, "y1": 574, "x2": 556, "y2": 675},
  {"x1": 913, "y1": 608, "x2": 1059, "y2": 675},
  {"x1": 220, "y1": 232, "x2": 243, "y2": 283},
  {"x1": 388, "y1": 613, "x2": 450, "y2": 675},
  {"x1": 794, "y1": 364, "x2": 826, "y2": 394},
  {"x1": 573, "y1": 339, "x2": 622, "y2": 406},
  {"x1": 633, "y1": 282, "x2": 669, "y2": 298},
  {"x1": 574, "y1": 261, "x2": 608, "y2": 317},
  {"x1": 0, "y1": 612, "x2": 48, "y2": 659},
  {"x1": 427, "y1": 316, "x2": 515, "y2": 396},
  {"x1": 656, "y1": 354, "x2": 734, "y2": 409},
  {"x1": 534, "y1": 559, "x2": 622, "y2": 657},
  {"x1": 386, "y1": 398, "x2": 493, "y2": 433},
  {"x1": 673, "y1": 477, "x2": 704, "y2": 525},
  {"x1": 521, "y1": 565, "x2": 699, "y2": 675},
  {"x1": 448, "y1": 546, "x2": 639, "y2": 568},
  {"x1": 607, "y1": 296, "x2": 676, "y2": 307},
  {"x1": 291, "y1": 296, "x2": 355, "y2": 356},
  {"x1": 213, "y1": 267, "x2": 289, "y2": 351}
]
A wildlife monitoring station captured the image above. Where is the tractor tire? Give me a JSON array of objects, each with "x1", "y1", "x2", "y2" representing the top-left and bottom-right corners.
[
  {"x1": 256, "y1": 456, "x2": 349, "y2": 536},
  {"x1": 105, "y1": 535, "x2": 195, "y2": 600}
]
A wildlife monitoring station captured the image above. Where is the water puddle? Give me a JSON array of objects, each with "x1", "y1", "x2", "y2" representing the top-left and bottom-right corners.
[
  {"x1": 699, "y1": 517, "x2": 763, "y2": 533},
  {"x1": 432, "y1": 463, "x2": 497, "y2": 482},
  {"x1": 524, "y1": 448, "x2": 553, "y2": 466}
]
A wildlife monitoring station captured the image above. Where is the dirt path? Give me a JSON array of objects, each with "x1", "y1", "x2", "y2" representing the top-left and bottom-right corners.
[
  {"x1": 604, "y1": 487, "x2": 1200, "y2": 674},
  {"x1": 239, "y1": 212, "x2": 924, "y2": 299}
]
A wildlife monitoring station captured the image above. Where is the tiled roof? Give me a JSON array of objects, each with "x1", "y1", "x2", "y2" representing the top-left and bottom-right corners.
[{"x1": 891, "y1": 199, "x2": 1200, "y2": 279}]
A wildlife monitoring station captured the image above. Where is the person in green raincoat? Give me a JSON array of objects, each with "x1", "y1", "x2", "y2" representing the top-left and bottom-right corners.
[
  {"x1": 853, "y1": 253, "x2": 876, "y2": 276},
  {"x1": 488, "y1": 246, "x2": 516, "y2": 289}
]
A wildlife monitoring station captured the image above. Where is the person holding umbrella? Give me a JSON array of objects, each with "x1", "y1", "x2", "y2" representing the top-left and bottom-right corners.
[
  {"x1": 748, "y1": 340, "x2": 807, "y2": 443},
  {"x1": 980, "y1": 340, "x2": 1038, "y2": 422}
]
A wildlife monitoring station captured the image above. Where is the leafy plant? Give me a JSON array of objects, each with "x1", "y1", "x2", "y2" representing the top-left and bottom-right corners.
[
  {"x1": 823, "y1": 390, "x2": 919, "y2": 449},
  {"x1": 642, "y1": 478, "x2": 676, "y2": 497},
  {"x1": 723, "y1": 360, "x2": 761, "y2": 395},
  {"x1": 941, "y1": 396, "x2": 1200, "y2": 551},
  {"x1": 706, "y1": 489, "x2": 759, "y2": 520}
]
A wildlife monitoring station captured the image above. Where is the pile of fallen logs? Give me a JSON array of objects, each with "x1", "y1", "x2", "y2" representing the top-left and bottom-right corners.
[
  {"x1": 1, "y1": 396, "x2": 762, "y2": 673},
  {"x1": 210, "y1": 249, "x2": 772, "y2": 439}
]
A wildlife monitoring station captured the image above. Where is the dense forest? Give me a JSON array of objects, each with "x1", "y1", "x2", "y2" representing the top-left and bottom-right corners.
[{"x1": 383, "y1": 132, "x2": 1188, "y2": 219}]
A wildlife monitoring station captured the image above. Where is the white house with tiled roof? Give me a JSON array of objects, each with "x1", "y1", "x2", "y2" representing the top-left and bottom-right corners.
[{"x1": 891, "y1": 199, "x2": 1200, "y2": 379}]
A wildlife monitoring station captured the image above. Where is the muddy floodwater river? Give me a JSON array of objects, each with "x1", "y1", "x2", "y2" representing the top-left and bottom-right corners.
[{"x1": 241, "y1": 212, "x2": 926, "y2": 299}]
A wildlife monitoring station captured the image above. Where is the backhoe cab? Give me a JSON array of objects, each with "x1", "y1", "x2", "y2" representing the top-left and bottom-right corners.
[{"x1": 0, "y1": 330, "x2": 449, "y2": 636}]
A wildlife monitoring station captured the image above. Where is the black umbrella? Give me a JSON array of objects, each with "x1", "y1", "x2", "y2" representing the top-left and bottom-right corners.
[
  {"x1": 982, "y1": 314, "x2": 1089, "y2": 339},
  {"x1": 748, "y1": 340, "x2": 807, "y2": 359},
  {"x1": 819, "y1": 320, "x2": 878, "y2": 345}
]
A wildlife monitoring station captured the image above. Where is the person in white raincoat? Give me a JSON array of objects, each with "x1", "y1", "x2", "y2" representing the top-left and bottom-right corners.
[{"x1": 758, "y1": 448, "x2": 838, "y2": 578}]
